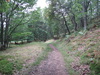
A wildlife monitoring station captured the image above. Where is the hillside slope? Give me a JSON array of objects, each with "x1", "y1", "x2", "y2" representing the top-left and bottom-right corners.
[{"x1": 53, "y1": 28, "x2": 100, "y2": 75}]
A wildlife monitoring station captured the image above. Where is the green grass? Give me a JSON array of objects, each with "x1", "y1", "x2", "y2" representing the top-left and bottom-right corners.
[
  {"x1": 0, "y1": 42, "x2": 51, "y2": 75},
  {"x1": 0, "y1": 59, "x2": 14, "y2": 75},
  {"x1": 13, "y1": 61, "x2": 23, "y2": 70},
  {"x1": 52, "y1": 41, "x2": 79, "y2": 75},
  {"x1": 32, "y1": 45, "x2": 52, "y2": 66},
  {"x1": 61, "y1": 51, "x2": 77, "y2": 75},
  {"x1": 0, "y1": 56, "x2": 23, "y2": 75},
  {"x1": 90, "y1": 61, "x2": 100, "y2": 75}
]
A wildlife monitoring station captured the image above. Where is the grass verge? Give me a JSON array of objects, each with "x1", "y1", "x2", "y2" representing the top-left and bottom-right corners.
[
  {"x1": 53, "y1": 28, "x2": 100, "y2": 75},
  {"x1": 0, "y1": 42, "x2": 51, "y2": 75},
  {"x1": 32, "y1": 45, "x2": 52, "y2": 66},
  {"x1": 52, "y1": 40, "x2": 79, "y2": 75}
]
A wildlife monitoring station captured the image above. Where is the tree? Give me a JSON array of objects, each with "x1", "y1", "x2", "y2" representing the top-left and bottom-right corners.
[
  {"x1": 82, "y1": 0, "x2": 90, "y2": 30},
  {"x1": 46, "y1": 0, "x2": 100, "y2": 36},
  {"x1": 26, "y1": 8, "x2": 49, "y2": 41},
  {"x1": 46, "y1": 0, "x2": 71, "y2": 35},
  {"x1": 0, "y1": 0, "x2": 37, "y2": 50},
  {"x1": 0, "y1": 0, "x2": 10, "y2": 49}
]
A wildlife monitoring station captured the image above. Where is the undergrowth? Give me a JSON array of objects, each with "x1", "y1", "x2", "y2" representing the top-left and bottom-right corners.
[{"x1": 53, "y1": 28, "x2": 100, "y2": 75}]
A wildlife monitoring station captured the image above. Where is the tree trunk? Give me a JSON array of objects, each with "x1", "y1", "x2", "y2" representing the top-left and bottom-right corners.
[
  {"x1": 96, "y1": 0, "x2": 99, "y2": 16},
  {"x1": 80, "y1": 17, "x2": 84, "y2": 28},
  {"x1": 83, "y1": 12, "x2": 87, "y2": 30},
  {"x1": 83, "y1": 0, "x2": 90, "y2": 30},
  {"x1": 0, "y1": 13, "x2": 4, "y2": 50},
  {"x1": 57, "y1": 0, "x2": 70, "y2": 34},
  {"x1": 70, "y1": 14, "x2": 78, "y2": 31},
  {"x1": 62, "y1": 13, "x2": 70, "y2": 35},
  {"x1": 4, "y1": 15, "x2": 10, "y2": 48},
  {"x1": 83, "y1": 2, "x2": 87, "y2": 30}
]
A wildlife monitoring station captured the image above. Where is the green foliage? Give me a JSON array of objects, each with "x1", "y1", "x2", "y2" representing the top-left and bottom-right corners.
[
  {"x1": 46, "y1": 0, "x2": 100, "y2": 38},
  {"x1": 90, "y1": 62, "x2": 100, "y2": 75},
  {"x1": 0, "y1": 1, "x2": 10, "y2": 12},
  {"x1": 72, "y1": 2, "x2": 82, "y2": 12},
  {"x1": 0, "y1": 0, "x2": 37, "y2": 49},
  {"x1": 0, "y1": 59, "x2": 14, "y2": 75},
  {"x1": 26, "y1": 8, "x2": 51, "y2": 41},
  {"x1": 12, "y1": 32, "x2": 32, "y2": 41}
]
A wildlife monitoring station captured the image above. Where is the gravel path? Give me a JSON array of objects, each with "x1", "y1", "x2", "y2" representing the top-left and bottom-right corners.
[{"x1": 27, "y1": 44, "x2": 69, "y2": 75}]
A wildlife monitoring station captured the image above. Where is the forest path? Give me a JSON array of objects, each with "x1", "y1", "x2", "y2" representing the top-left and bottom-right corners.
[{"x1": 27, "y1": 44, "x2": 69, "y2": 75}]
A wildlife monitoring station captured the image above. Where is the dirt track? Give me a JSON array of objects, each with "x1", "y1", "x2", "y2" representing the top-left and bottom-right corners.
[{"x1": 27, "y1": 44, "x2": 69, "y2": 75}]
